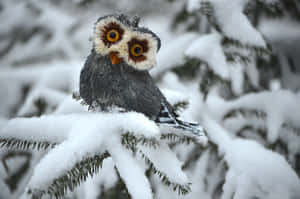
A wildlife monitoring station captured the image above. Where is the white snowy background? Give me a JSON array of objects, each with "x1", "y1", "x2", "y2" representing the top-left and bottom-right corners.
[{"x1": 0, "y1": 0, "x2": 300, "y2": 199}]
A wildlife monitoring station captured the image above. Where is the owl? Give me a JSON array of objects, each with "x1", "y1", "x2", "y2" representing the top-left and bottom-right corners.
[{"x1": 80, "y1": 13, "x2": 206, "y2": 142}]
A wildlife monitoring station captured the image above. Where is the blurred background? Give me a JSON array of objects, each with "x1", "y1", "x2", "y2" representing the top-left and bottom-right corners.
[
  {"x1": 0, "y1": 0, "x2": 178, "y2": 68},
  {"x1": 0, "y1": 0, "x2": 300, "y2": 199}
]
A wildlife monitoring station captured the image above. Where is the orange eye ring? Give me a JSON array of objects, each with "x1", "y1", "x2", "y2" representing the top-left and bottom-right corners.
[
  {"x1": 106, "y1": 29, "x2": 119, "y2": 42},
  {"x1": 130, "y1": 44, "x2": 143, "y2": 57}
]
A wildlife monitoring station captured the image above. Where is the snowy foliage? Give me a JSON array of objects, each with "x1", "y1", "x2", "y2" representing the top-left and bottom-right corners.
[
  {"x1": 1, "y1": 0, "x2": 300, "y2": 199},
  {"x1": 202, "y1": 114, "x2": 300, "y2": 199},
  {"x1": 1, "y1": 101, "x2": 197, "y2": 199},
  {"x1": 185, "y1": 33, "x2": 229, "y2": 79}
]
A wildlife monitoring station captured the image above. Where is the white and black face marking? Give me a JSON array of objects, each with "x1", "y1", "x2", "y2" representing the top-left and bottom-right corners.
[{"x1": 93, "y1": 14, "x2": 161, "y2": 71}]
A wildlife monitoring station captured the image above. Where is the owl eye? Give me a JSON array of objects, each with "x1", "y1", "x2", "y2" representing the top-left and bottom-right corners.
[
  {"x1": 130, "y1": 44, "x2": 143, "y2": 56},
  {"x1": 106, "y1": 29, "x2": 120, "y2": 42}
]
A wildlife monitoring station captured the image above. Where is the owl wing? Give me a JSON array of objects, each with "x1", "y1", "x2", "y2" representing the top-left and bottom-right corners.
[
  {"x1": 130, "y1": 73, "x2": 207, "y2": 143},
  {"x1": 80, "y1": 52, "x2": 95, "y2": 106},
  {"x1": 119, "y1": 75, "x2": 163, "y2": 120}
]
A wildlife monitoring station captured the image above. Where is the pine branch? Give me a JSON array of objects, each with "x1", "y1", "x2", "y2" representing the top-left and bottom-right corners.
[
  {"x1": 245, "y1": 0, "x2": 284, "y2": 18},
  {"x1": 0, "y1": 138, "x2": 56, "y2": 151},
  {"x1": 224, "y1": 108, "x2": 267, "y2": 120},
  {"x1": 281, "y1": 123, "x2": 300, "y2": 137},
  {"x1": 222, "y1": 37, "x2": 271, "y2": 56},
  {"x1": 173, "y1": 101, "x2": 189, "y2": 114},
  {"x1": 224, "y1": 52, "x2": 251, "y2": 65},
  {"x1": 199, "y1": 1, "x2": 222, "y2": 32},
  {"x1": 138, "y1": 150, "x2": 191, "y2": 195},
  {"x1": 236, "y1": 125, "x2": 267, "y2": 139},
  {"x1": 200, "y1": 68, "x2": 232, "y2": 100},
  {"x1": 171, "y1": 4, "x2": 202, "y2": 32},
  {"x1": 120, "y1": 132, "x2": 193, "y2": 195},
  {"x1": 72, "y1": 92, "x2": 90, "y2": 107},
  {"x1": 235, "y1": 125, "x2": 300, "y2": 175},
  {"x1": 199, "y1": 1, "x2": 272, "y2": 56},
  {"x1": 172, "y1": 57, "x2": 201, "y2": 79},
  {"x1": 224, "y1": 108, "x2": 300, "y2": 136},
  {"x1": 28, "y1": 151, "x2": 110, "y2": 199},
  {"x1": 160, "y1": 133, "x2": 196, "y2": 145},
  {"x1": 2, "y1": 151, "x2": 32, "y2": 192},
  {"x1": 121, "y1": 132, "x2": 160, "y2": 152}
]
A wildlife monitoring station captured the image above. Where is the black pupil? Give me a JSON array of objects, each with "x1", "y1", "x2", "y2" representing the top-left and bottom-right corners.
[
  {"x1": 134, "y1": 46, "x2": 141, "y2": 54},
  {"x1": 109, "y1": 31, "x2": 116, "y2": 38}
]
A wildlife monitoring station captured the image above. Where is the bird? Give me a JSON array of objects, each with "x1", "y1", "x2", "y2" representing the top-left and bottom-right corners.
[{"x1": 79, "y1": 13, "x2": 206, "y2": 143}]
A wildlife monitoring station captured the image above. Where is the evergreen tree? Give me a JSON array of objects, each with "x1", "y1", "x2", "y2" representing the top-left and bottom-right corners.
[{"x1": 0, "y1": 0, "x2": 300, "y2": 199}]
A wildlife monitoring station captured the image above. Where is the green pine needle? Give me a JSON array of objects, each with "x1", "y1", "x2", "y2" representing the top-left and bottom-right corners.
[
  {"x1": 0, "y1": 138, "x2": 56, "y2": 151},
  {"x1": 160, "y1": 133, "x2": 196, "y2": 145},
  {"x1": 173, "y1": 101, "x2": 189, "y2": 113},
  {"x1": 121, "y1": 132, "x2": 160, "y2": 152},
  {"x1": 139, "y1": 150, "x2": 191, "y2": 195},
  {"x1": 28, "y1": 151, "x2": 110, "y2": 199},
  {"x1": 224, "y1": 108, "x2": 300, "y2": 136}
]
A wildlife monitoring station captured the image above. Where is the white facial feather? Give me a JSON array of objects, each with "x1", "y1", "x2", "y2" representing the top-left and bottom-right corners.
[
  {"x1": 93, "y1": 17, "x2": 158, "y2": 71},
  {"x1": 127, "y1": 31, "x2": 158, "y2": 71},
  {"x1": 93, "y1": 17, "x2": 130, "y2": 55}
]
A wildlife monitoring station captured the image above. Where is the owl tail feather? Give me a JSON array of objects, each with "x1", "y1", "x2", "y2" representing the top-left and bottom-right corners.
[{"x1": 156, "y1": 103, "x2": 207, "y2": 144}]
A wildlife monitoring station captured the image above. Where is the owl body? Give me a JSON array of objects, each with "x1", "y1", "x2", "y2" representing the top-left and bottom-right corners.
[
  {"x1": 80, "y1": 13, "x2": 206, "y2": 142},
  {"x1": 80, "y1": 49, "x2": 173, "y2": 120}
]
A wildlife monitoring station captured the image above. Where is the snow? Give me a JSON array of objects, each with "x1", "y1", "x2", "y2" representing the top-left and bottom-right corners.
[
  {"x1": 139, "y1": 142, "x2": 189, "y2": 185},
  {"x1": 245, "y1": 60, "x2": 259, "y2": 88},
  {"x1": 1, "y1": 94, "x2": 209, "y2": 199},
  {"x1": 1, "y1": 111, "x2": 159, "y2": 145},
  {"x1": 18, "y1": 88, "x2": 68, "y2": 116},
  {"x1": 151, "y1": 33, "x2": 199, "y2": 78},
  {"x1": 269, "y1": 79, "x2": 281, "y2": 91},
  {"x1": 0, "y1": 1, "x2": 87, "y2": 67},
  {"x1": 1, "y1": 1, "x2": 300, "y2": 199},
  {"x1": 278, "y1": 54, "x2": 300, "y2": 91},
  {"x1": 207, "y1": 90, "x2": 300, "y2": 143},
  {"x1": 185, "y1": 33, "x2": 230, "y2": 79},
  {"x1": 106, "y1": 135, "x2": 153, "y2": 199},
  {"x1": 79, "y1": 158, "x2": 118, "y2": 199},
  {"x1": 0, "y1": 118, "x2": 7, "y2": 129},
  {"x1": 259, "y1": 18, "x2": 300, "y2": 43},
  {"x1": 223, "y1": 139, "x2": 300, "y2": 199},
  {"x1": 1, "y1": 115, "x2": 70, "y2": 145},
  {"x1": 186, "y1": 150, "x2": 211, "y2": 199},
  {"x1": 27, "y1": 127, "x2": 106, "y2": 191},
  {"x1": 159, "y1": 72, "x2": 189, "y2": 92},
  {"x1": 1, "y1": 110, "x2": 176, "y2": 198},
  {"x1": 202, "y1": 113, "x2": 300, "y2": 199},
  {"x1": 158, "y1": 72, "x2": 205, "y2": 122},
  {"x1": 199, "y1": 0, "x2": 267, "y2": 48},
  {"x1": 53, "y1": 95, "x2": 87, "y2": 114},
  {"x1": 187, "y1": 0, "x2": 202, "y2": 12},
  {"x1": 161, "y1": 88, "x2": 190, "y2": 107},
  {"x1": 202, "y1": 113, "x2": 231, "y2": 153},
  {"x1": 0, "y1": 62, "x2": 81, "y2": 117},
  {"x1": 228, "y1": 62, "x2": 245, "y2": 95}
]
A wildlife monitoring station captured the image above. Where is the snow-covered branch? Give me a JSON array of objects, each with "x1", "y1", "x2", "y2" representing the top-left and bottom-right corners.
[
  {"x1": 207, "y1": 90, "x2": 300, "y2": 143},
  {"x1": 202, "y1": 112, "x2": 300, "y2": 199},
  {"x1": 0, "y1": 103, "x2": 199, "y2": 199}
]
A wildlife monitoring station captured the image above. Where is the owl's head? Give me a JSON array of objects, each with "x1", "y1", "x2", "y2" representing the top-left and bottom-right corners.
[{"x1": 93, "y1": 13, "x2": 161, "y2": 71}]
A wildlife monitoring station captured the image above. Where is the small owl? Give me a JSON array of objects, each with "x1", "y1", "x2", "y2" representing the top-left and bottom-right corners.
[{"x1": 80, "y1": 13, "x2": 206, "y2": 142}]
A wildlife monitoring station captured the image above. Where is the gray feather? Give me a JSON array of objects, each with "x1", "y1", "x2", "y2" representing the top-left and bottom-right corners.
[{"x1": 80, "y1": 50, "x2": 173, "y2": 120}]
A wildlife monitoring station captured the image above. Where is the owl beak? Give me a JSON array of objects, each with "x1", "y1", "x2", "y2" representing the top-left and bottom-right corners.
[{"x1": 109, "y1": 51, "x2": 123, "y2": 65}]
